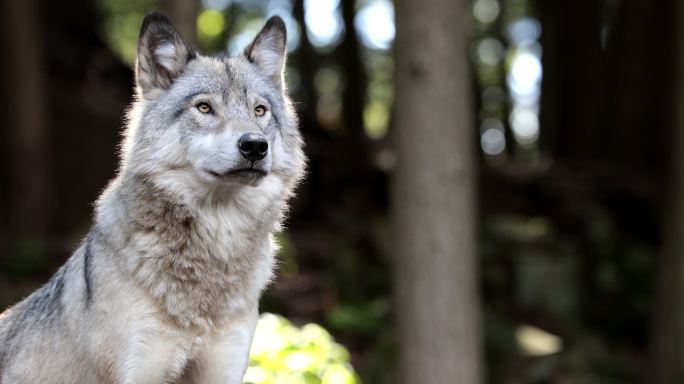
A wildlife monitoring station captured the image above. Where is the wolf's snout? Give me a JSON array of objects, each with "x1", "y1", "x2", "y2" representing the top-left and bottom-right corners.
[{"x1": 238, "y1": 133, "x2": 268, "y2": 161}]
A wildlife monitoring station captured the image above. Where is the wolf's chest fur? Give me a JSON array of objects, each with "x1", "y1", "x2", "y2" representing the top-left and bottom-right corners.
[{"x1": 117, "y1": 180, "x2": 278, "y2": 330}]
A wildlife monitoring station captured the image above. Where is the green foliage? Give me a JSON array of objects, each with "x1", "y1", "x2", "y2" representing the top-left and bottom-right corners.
[
  {"x1": 96, "y1": 0, "x2": 158, "y2": 65},
  {"x1": 245, "y1": 313, "x2": 360, "y2": 384}
]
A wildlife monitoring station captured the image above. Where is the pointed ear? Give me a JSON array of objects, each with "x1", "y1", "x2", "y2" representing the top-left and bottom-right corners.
[
  {"x1": 243, "y1": 16, "x2": 287, "y2": 90},
  {"x1": 136, "y1": 12, "x2": 195, "y2": 97}
]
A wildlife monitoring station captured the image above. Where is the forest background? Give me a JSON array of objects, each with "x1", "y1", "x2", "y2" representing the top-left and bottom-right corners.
[{"x1": 1, "y1": 0, "x2": 682, "y2": 382}]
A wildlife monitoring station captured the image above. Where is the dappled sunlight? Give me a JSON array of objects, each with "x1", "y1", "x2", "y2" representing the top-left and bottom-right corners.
[
  {"x1": 304, "y1": 0, "x2": 343, "y2": 49},
  {"x1": 508, "y1": 17, "x2": 541, "y2": 45},
  {"x1": 515, "y1": 325, "x2": 563, "y2": 357},
  {"x1": 509, "y1": 106, "x2": 539, "y2": 145},
  {"x1": 480, "y1": 118, "x2": 507, "y2": 156},
  {"x1": 505, "y1": 17, "x2": 542, "y2": 151},
  {"x1": 246, "y1": 313, "x2": 359, "y2": 384},
  {"x1": 354, "y1": 0, "x2": 395, "y2": 51},
  {"x1": 197, "y1": 9, "x2": 225, "y2": 40},
  {"x1": 508, "y1": 51, "x2": 542, "y2": 103},
  {"x1": 473, "y1": 0, "x2": 500, "y2": 24},
  {"x1": 472, "y1": 0, "x2": 542, "y2": 161},
  {"x1": 477, "y1": 38, "x2": 505, "y2": 66},
  {"x1": 363, "y1": 49, "x2": 394, "y2": 140},
  {"x1": 363, "y1": 100, "x2": 390, "y2": 139},
  {"x1": 314, "y1": 66, "x2": 344, "y2": 128}
]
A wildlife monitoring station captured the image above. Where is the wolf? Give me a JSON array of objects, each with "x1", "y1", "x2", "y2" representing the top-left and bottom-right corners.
[{"x1": 0, "y1": 12, "x2": 304, "y2": 384}]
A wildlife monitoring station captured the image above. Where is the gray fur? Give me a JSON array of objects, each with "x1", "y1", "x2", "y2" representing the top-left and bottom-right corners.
[{"x1": 0, "y1": 12, "x2": 305, "y2": 384}]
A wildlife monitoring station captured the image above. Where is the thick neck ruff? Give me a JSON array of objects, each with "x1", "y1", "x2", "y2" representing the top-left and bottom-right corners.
[{"x1": 103, "y1": 175, "x2": 283, "y2": 330}]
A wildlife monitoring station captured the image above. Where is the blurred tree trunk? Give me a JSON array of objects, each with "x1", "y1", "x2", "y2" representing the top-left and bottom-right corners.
[
  {"x1": 649, "y1": 1, "x2": 684, "y2": 381},
  {"x1": 605, "y1": 0, "x2": 673, "y2": 172},
  {"x1": 339, "y1": 0, "x2": 367, "y2": 148},
  {"x1": 553, "y1": 0, "x2": 603, "y2": 322},
  {"x1": 293, "y1": 0, "x2": 319, "y2": 129},
  {"x1": 392, "y1": 0, "x2": 482, "y2": 382},
  {"x1": 0, "y1": 0, "x2": 51, "y2": 240},
  {"x1": 539, "y1": 0, "x2": 606, "y2": 159},
  {"x1": 160, "y1": 0, "x2": 198, "y2": 47}
]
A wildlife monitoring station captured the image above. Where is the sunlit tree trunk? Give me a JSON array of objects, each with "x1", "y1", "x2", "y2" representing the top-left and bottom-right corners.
[
  {"x1": 392, "y1": 0, "x2": 482, "y2": 382},
  {"x1": 649, "y1": 1, "x2": 684, "y2": 381}
]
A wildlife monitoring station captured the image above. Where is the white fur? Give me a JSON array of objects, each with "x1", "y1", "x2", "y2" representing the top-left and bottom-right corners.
[
  {"x1": 253, "y1": 45, "x2": 284, "y2": 80},
  {"x1": 155, "y1": 42, "x2": 178, "y2": 71}
]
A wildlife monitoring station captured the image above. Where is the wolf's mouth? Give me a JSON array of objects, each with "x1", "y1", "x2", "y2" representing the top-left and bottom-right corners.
[
  {"x1": 226, "y1": 168, "x2": 268, "y2": 176},
  {"x1": 205, "y1": 168, "x2": 267, "y2": 178}
]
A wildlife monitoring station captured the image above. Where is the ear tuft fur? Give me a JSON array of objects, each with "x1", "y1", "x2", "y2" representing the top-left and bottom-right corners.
[
  {"x1": 244, "y1": 16, "x2": 288, "y2": 90},
  {"x1": 136, "y1": 12, "x2": 193, "y2": 97}
]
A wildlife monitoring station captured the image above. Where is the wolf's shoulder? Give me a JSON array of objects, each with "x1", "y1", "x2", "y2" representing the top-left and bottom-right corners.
[
  {"x1": 0, "y1": 264, "x2": 69, "y2": 366},
  {"x1": 1, "y1": 265, "x2": 68, "y2": 329}
]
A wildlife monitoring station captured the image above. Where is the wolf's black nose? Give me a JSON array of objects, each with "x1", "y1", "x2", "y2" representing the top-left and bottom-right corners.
[{"x1": 238, "y1": 133, "x2": 268, "y2": 161}]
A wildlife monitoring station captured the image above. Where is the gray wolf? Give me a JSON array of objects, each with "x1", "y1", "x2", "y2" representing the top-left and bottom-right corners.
[{"x1": 0, "y1": 12, "x2": 305, "y2": 383}]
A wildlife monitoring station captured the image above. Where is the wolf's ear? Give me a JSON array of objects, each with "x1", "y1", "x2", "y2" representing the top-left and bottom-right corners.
[
  {"x1": 136, "y1": 12, "x2": 194, "y2": 97},
  {"x1": 243, "y1": 16, "x2": 287, "y2": 90}
]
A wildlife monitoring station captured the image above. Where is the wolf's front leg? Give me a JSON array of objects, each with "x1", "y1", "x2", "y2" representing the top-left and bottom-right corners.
[
  {"x1": 185, "y1": 310, "x2": 258, "y2": 384},
  {"x1": 116, "y1": 330, "x2": 193, "y2": 384}
]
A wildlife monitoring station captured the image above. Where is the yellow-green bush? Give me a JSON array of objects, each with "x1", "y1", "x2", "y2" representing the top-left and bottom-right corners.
[{"x1": 245, "y1": 313, "x2": 360, "y2": 384}]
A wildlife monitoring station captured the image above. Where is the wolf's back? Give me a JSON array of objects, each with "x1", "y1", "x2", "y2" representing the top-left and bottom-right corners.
[{"x1": 0, "y1": 266, "x2": 82, "y2": 382}]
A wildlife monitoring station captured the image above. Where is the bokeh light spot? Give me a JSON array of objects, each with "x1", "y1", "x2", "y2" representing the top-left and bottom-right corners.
[
  {"x1": 304, "y1": 0, "x2": 344, "y2": 49},
  {"x1": 510, "y1": 107, "x2": 539, "y2": 145},
  {"x1": 507, "y1": 50, "x2": 542, "y2": 103},
  {"x1": 507, "y1": 17, "x2": 541, "y2": 46},
  {"x1": 515, "y1": 324, "x2": 563, "y2": 356},
  {"x1": 197, "y1": 9, "x2": 225, "y2": 38},
  {"x1": 364, "y1": 100, "x2": 390, "y2": 139},
  {"x1": 355, "y1": 0, "x2": 395, "y2": 50},
  {"x1": 473, "y1": 0, "x2": 500, "y2": 23},
  {"x1": 477, "y1": 38, "x2": 505, "y2": 66},
  {"x1": 480, "y1": 118, "x2": 506, "y2": 156}
]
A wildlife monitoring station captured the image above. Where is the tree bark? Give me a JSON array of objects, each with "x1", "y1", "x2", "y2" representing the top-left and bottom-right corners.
[
  {"x1": 392, "y1": 0, "x2": 482, "y2": 382},
  {"x1": 649, "y1": 1, "x2": 684, "y2": 382}
]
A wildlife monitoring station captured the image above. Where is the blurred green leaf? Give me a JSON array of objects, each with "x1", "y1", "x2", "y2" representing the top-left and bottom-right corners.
[
  {"x1": 246, "y1": 313, "x2": 360, "y2": 384},
  {"x1": 96, "y1": 0, "x2": 157, "y2": 65}
]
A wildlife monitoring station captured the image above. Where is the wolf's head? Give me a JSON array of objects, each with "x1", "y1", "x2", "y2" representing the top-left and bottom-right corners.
[{"x1": 120, "y1": 13, "x2": 305, "y2": 205}]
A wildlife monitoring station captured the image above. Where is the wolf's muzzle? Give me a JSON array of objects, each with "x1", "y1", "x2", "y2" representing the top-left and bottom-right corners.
[{"x1": 238, "y1": 132, "x2": 268, "y2": 161}]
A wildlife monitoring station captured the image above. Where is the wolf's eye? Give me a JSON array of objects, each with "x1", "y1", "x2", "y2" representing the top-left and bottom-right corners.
[
  {"x1": 196, "y1": 102, "x2": 212, "y2": 114},
  {"x1": 254, "y1": 105, "x2": 267, "y2": 117}
]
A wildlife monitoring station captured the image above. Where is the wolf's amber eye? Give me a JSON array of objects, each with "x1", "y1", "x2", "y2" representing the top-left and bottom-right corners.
[
  {"x1": 196, "y1": 102, "x2": 212, "y2": 114},
  {"x1": 254, "y1": 105, "x2": 267, "y2": 117}
]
